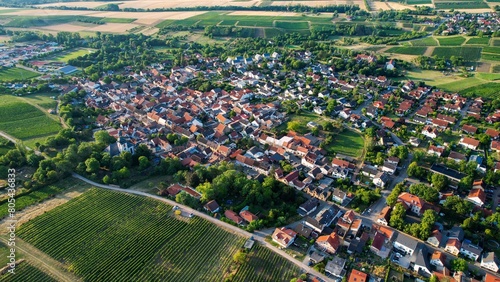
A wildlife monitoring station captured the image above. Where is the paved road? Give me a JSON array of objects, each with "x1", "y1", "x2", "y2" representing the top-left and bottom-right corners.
[{"x1": 72, "y1": 173, "x2": 334, "y2": 282}]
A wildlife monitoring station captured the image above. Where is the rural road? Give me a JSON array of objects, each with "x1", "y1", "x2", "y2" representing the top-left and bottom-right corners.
[{"x1": 72, "y1": 173, "x2": 334, "y2": 282}]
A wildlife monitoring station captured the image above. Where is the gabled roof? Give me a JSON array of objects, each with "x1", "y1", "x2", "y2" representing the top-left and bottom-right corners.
[
  {"x1": 239, "y1": 210, "x2": 258, "y2": 223},
  {"x1": 395, "y1": 233, "x2": 419, "y2": 250},
  {"x1": 348, "y1": 269, "x2": 368, "y2": 282},
  {"x1": 485, "y1": 274, "x2": 500, "y2": 282},
  {"x1": 204, "y1": 200, "x2": 220, "y2": 212}
]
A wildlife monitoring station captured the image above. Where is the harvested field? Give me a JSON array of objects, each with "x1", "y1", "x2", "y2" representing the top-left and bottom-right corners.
[
  {"x1": 371, "y1": 1, "x2": 415, "y2": 10},
  {"x1": 269, "y1": 0, "x2": 363, "y2": 6},
  {"x1": 41, "y1": 24, "x2": 87, "y2": 32},
  {"x1": 85, "y1": 23, "x2": 140, "y2": 32},
  {"x1": 2, "y1": 9, "x2": 94, "y2": 16},
  {"x1": 35, "y1": 1, "x2": 120, "y2": 9},
  {"x1": 227, "y1": 11, "x2": 303, "y2": 16},
  {"x1": 120, "y1": 0, "x2": 259, "y2": 8},
  {"x1": 90, "y1": 11, "x2": 206, "y2": 20}
]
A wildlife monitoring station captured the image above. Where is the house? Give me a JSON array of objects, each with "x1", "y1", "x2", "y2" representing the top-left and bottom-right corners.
[
  {"x1": 430, "y1": 164, "x2": 466, "y2": 183},
  {"x1": 492, "y1": 141, "x2": 500, "y2": 152},
  {"x1": 332, "y1": 188, "x2": 347, "y2": 205},
  {"x1": 294, "y1": 223, "x2": 313, "y2": 238},
  {"x1": 225, "y1": 210, "x2": 244, "y2": 225},
  {"x1": 316, "y1": 232, "x2": 341, "y2": 254},
  {"x1": 393, "y1": 233, "x2": 419, "y2": 256},
  {"x1": 447, "y1": 226, "x2": 465, "y2": 241},
  {"x1": 427, "y1": 229, "x2": 442, "y2": 247},
  {"x1": 467, "y1": 188, "x2": 486, "y2": 207},
  {"x1": 203, "y1": 200, "x2": 220, "y2": 213},
  {"x1": 382, "y1": 161, "x2": 397, "y2": 175},
  {"x1": 304, "y1": 205, "x2": 342, "y2": 233},
  {"x1": 428, "y1": 145, "x2": 445, "y2": 157},
  {"x1": 348, "y1": 269, "x2": 368, "y2": 282},
  {"x1": 460, "y1": 240, "x2": 483, "y2": 261},
  {"x1": 239, "y1": 210, "x2": 258, "y2": 223},
  {"x1": 430, "y1": 250, "x2": 446, "y2": 270},
  {"x1": 361, "y1": 164, "x2": 378, "y2": 178},
  {"x1": 272, "y1": 227, "x2": 297, "y2": 248},
  {"x1": 448, "y1": 151, "x2": 467, "y2": 163},
  {"x1": 462, "y1": 124, "x2": 478, "y2": 135},
  {"x1": 371, "y1": 231, "x2": 390, "y2": 258},
  {"x1": 377, "y1": 206, "x2": 391, "y2": 226},
  {"x1": 397, "y1": 192, "x2": 427, "y2": 216},
  {"x1": 485, "y1": 128, "x2": 500, "y2": 140},
  {"x1": 481, "y1": 252, "x2": 500, "y2": 273},
  {"x1": 373, "y1": 172, "x2": 390, "y2": 187},
  {"x1": 485, "y1": 273, "x2": 500, "y2": 282},
  {"x1": 414, "y1": 246, "x2": 432, "y2": 277},
  {"x1": 325, "y1": 257, "x2": 347, "y2": 278},
  {"x1": 297, "y1": 198, "x2": 319, "y2": 217},
  {"x1": 444, "y1": 238, "x2": 461, "y2": 256},
  {"x1": 422, "y1": 125, "x2": 439, "y2": 139},
  {"x1": 459, "y1": 137, "x2": 480, "y2": 150}
]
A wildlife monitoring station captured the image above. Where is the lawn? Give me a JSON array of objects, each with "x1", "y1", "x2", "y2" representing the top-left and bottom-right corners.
[
  {"x1": 277, "y1": 112, "x2": 320, "y2": 134},
  {"x1": 17, "y1": 189, "x2": 299, "y2": 282},
  {"x1": 437, "y1": 36, "x2": 466, "y2": 46},
  {"x1": 432, "y1": 47, "x2": 482, "y2": 61},
  {"x1": 409, "y1": 37, "x2": 438, "y2": 46},
  {"x1": 49, "y1": 48, "x2": 94, "y2": 63},
  {"x1": 324, "y1": 129, "x2": 365, "y2": 158},
  {"x1": 0, "y1": 67, "x2": 39, "y2": 82},
  {"x1": 0, "y1": 96, "x2": 62, "y2": 142},
  {"x1": 476, "y1": 73, "x2": 500, "y2": 81},
  {"x1": 466, "y1": 37, "x2": 490, "y2": 45},
  {"x1": 386, "y1": 46, "x2": 427, "y2": 55}
]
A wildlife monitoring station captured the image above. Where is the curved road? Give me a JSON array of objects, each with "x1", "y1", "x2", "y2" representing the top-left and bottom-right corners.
[{"x1": 72, "y1": 173, "x2": 333, "y2": 282}]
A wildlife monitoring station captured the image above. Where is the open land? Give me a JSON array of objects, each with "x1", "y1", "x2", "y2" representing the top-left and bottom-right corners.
[{"x1": 17, "y1": 188, "x2": 300, "y2": 281}]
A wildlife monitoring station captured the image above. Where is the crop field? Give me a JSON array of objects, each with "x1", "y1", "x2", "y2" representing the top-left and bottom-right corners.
[
  {"x1": 232, "y1": 244, "x2": 300, "y2": 282},
  {"x1": 17, "y1": 189, "x2": 299, "y2": 282},
  {"x1": 492, "y1": 40, "x2": 500, "y2": 46},
  {"x1": 409, "y1": 37, "x2": 438, "y2": 46},
  {"x1": 482, "y1": 47, "x2": 500, "y2": 54},
  {"x1": 0, "y1": 262, "x2": 56, "y2": 282},
  {"x1": 275, "y1": 21, "x2": 309, "y2": 29},
  {"x1": 434, "y1": 2, "x2": 490, "y2": 9},
  {"x1": 482, "y1": 53, "x2": 500, "y2": 61},
  {"x1": 432, "y1": 47, "x2": 482, "y2": 61},
  {"x1": 0, "y1": 67, "x2": 39, "y2": 82},
  {"x1": 459, "y1": 82, "x2": 500, "y2": 98},
  {"x1": 436, "y1": 36, "x2": 466, "y2": 46},
  {"x1": 406, "y1": 0, "x2": 432, "y2": 4},
  {"x1": 386, "y1": 46, "x2": 427, "y2": 55},
  {"x1": 0, "y1": 97, "x2": 62, "y2": 142},
  {"x1": 324, "y1": 129, "x2": 365, "y2": 158},
  {"x1": 0, "y1": 137, "x2": 15, "y2": 156},
  {"x1": 466, "y1": 37, "x2": 490, "y2": 45}
]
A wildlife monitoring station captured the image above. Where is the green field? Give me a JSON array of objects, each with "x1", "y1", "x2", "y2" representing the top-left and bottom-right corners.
[
  {"x1": 436, "y1": 77, "x2": 485, "y2": 92},
  {"x1": 0, "y1": 97, "x2": 62, "y2": 142},
  {"x1": 432, "y1": 47, "x2": 482, "y2": 61},
  {"x1": 0, "y1": 137, "x2": 15, "y2": 156},
  {"x1": 437, "y1": 36, "x2": 466, "y2": 46},
  {"x1": 17, "y1": 189, "x2": 300, "y2": 281},
  {"x1": 0, "y1": 261, "x2": 56, "y2": 282},
  {"x1": 265, "y1": 28, "x2": 284, "y2": 38},
  {"x1": 325, "y1": 129, "x2": 365, "y2": 158},
  {"x1": 275, "y1": 21, "x2": 309, "y2": 30},
  {"x1": 277, "y1": 112, "x2": 320, "y2": 134},
  {"x1": 21, "y1": 93, "x2": 58, "y2": 110},
  {"x1": 101, "y1": 17, "x2": 136, "y2": 23},
  {"x1": 493, "y1": 40, "x2": 500, "y2": 46},
  {"x1": 0, "y1": 67, "x2": 39, "y2": 82},
  {"x1": 49, "y1": 48, "x2": 94, "y2": 63},
  {"x1": 406, "y1": 0, "x2": 432, "y2": 3},
  {"x1": 466, "y1": 37, "x2": 490, "y2": 45},
  {"x1": 386, "y1": 46, "x2": 427, "y2": 55},
  {"x1": 482, "y1": 53, "x2": 500, "y2": 61},
  {"x1": 476, "y1": 73, "x2": 500, "y2": 81},
  {"x1": 434, "y1": 2, "x2": 489, "y2": 8},
  {"x1": 482, "y1": 47, "x2": 500, "y2": 54},
  {"x1": 410, "y1": 37, "x2": 438, "y2": 46},
  {"x1": 459, "y1": 82, "x2": 500, "y2": 98}
]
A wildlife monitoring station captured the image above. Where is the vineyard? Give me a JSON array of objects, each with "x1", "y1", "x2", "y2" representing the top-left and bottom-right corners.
[
  {"x1": 0, "y1": 263, "x2": 56, "y2": 282},
  {"x1": 232, "y1": 244, "x2": 300, "y2": 282},
  {"x1": 17, "y1": 189, "x2": 300, "y2": 281}
]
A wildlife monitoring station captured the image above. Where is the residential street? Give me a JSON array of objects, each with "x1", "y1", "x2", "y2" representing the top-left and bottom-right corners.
[{"x1": 72, "y1": 173, "x2": 334, "y2": 282}]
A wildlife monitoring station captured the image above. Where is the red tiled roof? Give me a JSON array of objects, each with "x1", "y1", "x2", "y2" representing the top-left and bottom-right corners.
[{"x1": 349, "y1": 270, "x2": 368, "y2": 282}]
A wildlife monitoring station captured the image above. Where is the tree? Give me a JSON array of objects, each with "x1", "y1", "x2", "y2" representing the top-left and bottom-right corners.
[
  {"x1": 85, "y1": 158, "x2": 100, "y2": 173},
  {"x1": 138, "y1": 156, "x2": 150, "y2": 170},
  {"x1": 233, "y1": 250, "x2": 247, "y2": 264},
  {"x1": 387, "y1": 183, "x2": 404, "y2": 207},
  {"x1": 94, "y1": 130, "x2": 116, "y2": 145},
  {"x1": 450, "y1": 258, "x2": 468, "y2": 272},
  {"x1": 443, "y1": 196, "x2": 473, "y2": 216},
  {"x1": 389, "y1": 203, "x2": 406, "y2": 230},
  {"x1": 431, "y1": 173, "x2": 448, "y2": 191}
]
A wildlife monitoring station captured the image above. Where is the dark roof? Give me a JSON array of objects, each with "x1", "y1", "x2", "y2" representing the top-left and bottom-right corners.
[
  {"x1": 414, "y1": 245, "x2": 431, "y2": 277},
  {"x1": 430, "y1": 164, "x2": 466, "y2": 181},
  {"x1": 203, "y1": 200, "x2": 220, "y2": 212},
  {"x1": 395, "y1": 233, "x2": 419, "y2": 250},
  {"x1": 298, "y1": 198, "x2": 319, "y2": 216},
  {"x1": 447, "y1": 226, "x2": 464, "y2": 241},
  {"x1": 483, "y1": 252, "x2": 500, "y2": 264},
  {"x1": 461, "y1": 240, "x2": 483, "y2": 256}
]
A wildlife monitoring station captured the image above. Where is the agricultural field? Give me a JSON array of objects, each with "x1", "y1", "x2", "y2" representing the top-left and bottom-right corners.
[
  {"x1": 0, "y1": 137, "x2": 15, "y2": 156},
  {"x1": 0, "y1": 262, "x2": 56, "y2": 282},
  {"x1": 385, "y1": 46, "x2": 427, "y2": 55},
  {"x1": 275, "y1": 21, "x2": 309, "y2": 30},
  {"x1": 17, "y1": 189, "x2": 300, "y2": 282},
  {"x1": 0, "y1": 67, "x2": 39, "y2": 82},
  {"x1": 21, "y1": 93, "x2": 58, "y2": 110},
  {"x1": 324, "y1": 129, "x2": 365, "y2": 158},
  {"x1": 465, "y1": 37, "x2": 490, "y2": 45},
  {"x1": 432, "y1": 47, "x2": 482, "y2": 61},
  {"x1": 482, "y1": 47, "x2": 500, "y2": 54},
  {"x1": 436, "y1": 36, "x2": 466, "y2": 46},
  {"x1": 232, "y1": 244, "x2": 300, "y2": 282},
  {"x1": 493, "y1": 39, "x2": 500, "y2": 46},
  {"x1": 0, "y1": 97, "x2": 62, "y2": 143},
  {"x1": 433, "y1": 1, "x2": 490, "y2": 9},
  {"x1": 482, "y1": 53, "x2": 500, "y2": 61},
  {"x1": 409, "y1": 37, "x2": 438, "y2": 46},
  {"x1": 406, "y1": 0, "x2": 432, "y2": 4},
  {"x1": 459, "y1": 82, "x2": 500, "y2": 98}
]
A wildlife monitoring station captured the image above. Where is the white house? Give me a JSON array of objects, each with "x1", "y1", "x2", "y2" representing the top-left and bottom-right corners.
[{"x1": 481, "y1": 252, "x2": 500, "y2": 273}]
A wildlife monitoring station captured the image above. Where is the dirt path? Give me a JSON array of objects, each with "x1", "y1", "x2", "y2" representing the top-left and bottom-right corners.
[
  {"x1": 423, "y1": 46, "x2": 435, "y2": 56},
  {"x1": 16, "y1": 96, "x2": 68, "y2": 129},
  {"x1": 0, "y1": 236, "x2": 81, "y2": 282}
]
